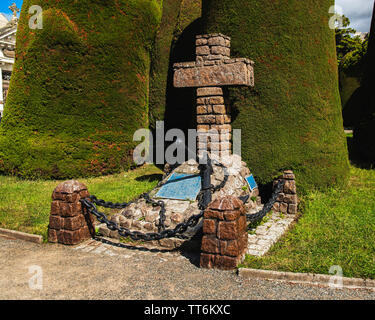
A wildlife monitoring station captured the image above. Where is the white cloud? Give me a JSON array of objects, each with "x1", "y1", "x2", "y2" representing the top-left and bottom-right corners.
[{"x1": 336, "y1": 0, "x2": 374, "y2": 32}]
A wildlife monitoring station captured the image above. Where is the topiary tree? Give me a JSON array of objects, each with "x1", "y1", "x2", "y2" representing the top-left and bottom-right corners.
[
  {"x1": 0, "y1": 0, "x2": 163, "y2": 179},
  {"x1": 149, "y1": 0, "x2": 202, "y2": 132},
  {"x1": 202, "y1": 0, "x2": 349, "y2": 193}
]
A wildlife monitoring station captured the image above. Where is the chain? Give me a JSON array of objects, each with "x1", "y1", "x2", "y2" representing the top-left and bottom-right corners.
[
  {"x1": 80, "y1": 160, "x2": 229, "y2": 241},
  {"x1": 246, "y1": 179, "x2": 285, "y2": 224},
  {"x1": 81, "y1": 161, "x2": 286, "y2": 240}
]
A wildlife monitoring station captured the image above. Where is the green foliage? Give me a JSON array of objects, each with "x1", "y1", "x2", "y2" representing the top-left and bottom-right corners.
[
  {"x1": 241, "y1": 166, "x2": 375, "y2": 280},
  {"x1": 149, "y1": 0, "x2": 202, "y2": 131},
  {"x1": 0, "y1": 0, "x2": 163, "y2": 179},
  {"x1": 202, "y1": 0, "x2": 349, "y2": 193},
  {"x1": 335, "y1": 15, "x2": 363, "y2": 65}
]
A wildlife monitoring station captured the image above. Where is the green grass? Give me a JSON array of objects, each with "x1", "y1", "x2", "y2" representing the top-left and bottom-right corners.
[
  {"x1": 0, "y1": 165, "x2": 163, "y2": 241},
  {"x1": 240, "y1": 166, "x2": 375, "y2": 279}
]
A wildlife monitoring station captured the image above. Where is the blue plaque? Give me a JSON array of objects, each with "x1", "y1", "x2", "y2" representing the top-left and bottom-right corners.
[
  {"x1": 246, "y1": 174, "x2": 258, "y2": 191},
  {"x1": 155, "y1": 173, "x2": 202, "y2": 201}
]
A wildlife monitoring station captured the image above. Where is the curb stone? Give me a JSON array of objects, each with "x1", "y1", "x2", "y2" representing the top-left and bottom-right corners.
[
  {"x1": 0, "y1": 228, "x2": 43, "y2": 244},
  {"x1": 238, "y1": 268, "x2": 375, "y2": 291}
]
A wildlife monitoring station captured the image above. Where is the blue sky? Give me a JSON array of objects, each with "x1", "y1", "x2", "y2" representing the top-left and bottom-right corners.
[
  {"x1": 0, "y1": 0, "x2": 374, "y2": 32},
  {"x1": 0, "y1": 0, "x2": 23, "y2": 20}
]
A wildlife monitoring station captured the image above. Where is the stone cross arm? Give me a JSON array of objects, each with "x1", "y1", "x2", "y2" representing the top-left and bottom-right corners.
[
  {"x1": 173, "y1": 33, "x2": 254, "y2": 88},
  {"x1": 172, "y1": 33, "x2": 255, "y2": 157}
]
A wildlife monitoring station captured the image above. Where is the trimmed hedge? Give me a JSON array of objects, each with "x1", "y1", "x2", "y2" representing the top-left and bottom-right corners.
[
  {"x1": 202, "y1": 0, "x2": 349, "y2": 193},
  {"x1": 149, "y1": 0, "x2": 202, "y2": 132},
  {"x1": 0, "y1": 0, "x2": 163, "y2": 179}
]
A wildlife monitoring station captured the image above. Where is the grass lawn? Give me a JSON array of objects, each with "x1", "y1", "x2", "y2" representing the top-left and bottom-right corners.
[
  {"x1": 240, "y1": 165, "x2": 375, "y2": 279},
  {"x1": 0, "y1": 165, "x2": 163, "y2": 241}
]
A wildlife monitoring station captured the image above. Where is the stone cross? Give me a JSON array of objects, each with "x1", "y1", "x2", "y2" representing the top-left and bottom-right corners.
[
  {"x1": 173, "y1": 33, "x2": 254, "y2": 157},
  {"x1": 9, "y1": 3, "x2": 19, "y2": 18}
]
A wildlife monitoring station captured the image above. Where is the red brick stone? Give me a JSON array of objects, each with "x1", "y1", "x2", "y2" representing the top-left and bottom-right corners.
[
  {"x1": 48, "y1": 228, "x2": 58, "y2": 243},
  {"x1": 213, "y1": 255, "x2": 238, "y2": 270},
  {"x1": 203, "y1": 219, "x2": 216, "y2": 234},
  {"x1": 60, "y1": 202, "x2": 82, "y2": 217},
  {"x1": 63, "y1": 215, "x2": 85, "y2": 231},
  {"x1": 58, "y1": 230, "x2": 81, "y2": 245},
  {"x1": 201, "y1": 236, "x2": 220, "y2": 254},
  {"x1": 237, "y1": 215, "x2": 247, "y2": 233},
  {"x1": 50, "y1": 201, "x2": 61, "y2": 215},
  {"x1": 223, "y1": 210, "x2": 240, "y2": 221},
  {"x1": 220, "y1": 240, "x2": 240, "y2": 257},
  {"x1": 204, "y1": 209, "x2": 224, "y2": 220},
  {"x1": 49, "y1": 215, "x2": 63, "y2": 230},
  {"x1": 217, "y1": 221, "x2": 238, "y2": 240},
  {"x1": 209, "y1": 196, "x2": 243, "y2": 211},
  {"x1": 200, "y1": 253, "x2": 214, "y2": 269},
  {"x1": 53, "y1": 180, "x2": 87, "y2": 195}
]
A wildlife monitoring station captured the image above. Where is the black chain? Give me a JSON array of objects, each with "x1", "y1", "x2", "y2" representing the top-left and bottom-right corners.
[
  {"x1": 80, "y1": 160, "x2": 229, "y2": 241},
  {"x1": 80, "y1": 161, "x2": 286, "y2": 241},
  {"x1": 246, "y1": 179, "x2": 285, "y2": 223}
]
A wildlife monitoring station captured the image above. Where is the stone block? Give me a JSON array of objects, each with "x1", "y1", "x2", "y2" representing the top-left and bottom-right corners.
[
  {"x1": 203, "y1": 219, "x2": 216, "y2": 234},
  {"x1": 196, "y1": 46, "x2": 210, "y2": 56},
  {"x1": 284, "y1": 180, "x2": 297, "y2": 194},
  {"x1": 218, "y1": 221, "x2": 238, "y2": 240},
  {"x1": 283, "y1": 194, "x2": 298, "y2": 204},
  {"x1": 200, "y1": 253, "x2": 214, "y2": 269},
  {"x1": 204, "y1": 209, "x2": 224, "y2": 220},
  {"x1": 213, "y1": 105, "x2": 226, "y2": 114},
  {"x1": 280, "y1": 202, "x2": 288, "y2": 213},
  {"x1": 211, "y1": 46, "x2": 231, "y2": 57},
  {"x1": 48, "y1": 228, "x2": 58, "y2": 243},
  {"x1": 63, "y1": 215, "x2": 85, "y2": 231},
  {"x1": 288, "y1": 203, "x2": 298, "y2": 214},
  {"x1": 49, "y1": 215, "x2": 63, "y2": 230},
  {"x1": 208, "y1": 36, "x2": 226, "y2": 47},
  {"x1": 220, "y1": 239, "x2": 240, "y2": 257},
  {"x1": 197, "y1": 87, "x2": 223, "y2": 97},
  {"x1": 201, "y1": 236, "x2": 220, "y2": 254},
  {"x1": 213, "y1": 255, "x2": 238, "y2": 270},
  {"x1": 174, "y1": 62, "x2": 254, "y2": 88}
]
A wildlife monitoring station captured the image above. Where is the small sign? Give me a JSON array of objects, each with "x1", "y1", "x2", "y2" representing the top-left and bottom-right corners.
[
  {"x1": 245, "y1": 174, "x2": 258, "y2": 191},
  {"x1": 155, "y1": 173, "x2": 202, "y2": 201}
]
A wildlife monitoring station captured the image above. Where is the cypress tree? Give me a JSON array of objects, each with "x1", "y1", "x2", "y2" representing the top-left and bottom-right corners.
[
  {"x1": 202, "y1": 0, "x2": 349, "y2": 193},
  {"x1": 0, "y1": 0, "x2": 163, "y2": 179}
]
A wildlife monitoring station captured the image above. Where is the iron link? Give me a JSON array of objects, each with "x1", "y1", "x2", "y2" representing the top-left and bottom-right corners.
[{"x1": 80, "y1": 160, "x2": 286, "y2": 241}]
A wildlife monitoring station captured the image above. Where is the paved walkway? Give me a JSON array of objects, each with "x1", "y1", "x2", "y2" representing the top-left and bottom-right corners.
[{"x1": 1, "y1": 237, "x2": 374, "y2": 300}]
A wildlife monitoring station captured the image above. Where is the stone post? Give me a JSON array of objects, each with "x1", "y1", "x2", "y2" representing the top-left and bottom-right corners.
[
  {"x1": 48, "y1": 180, "x2": 95, "y2": 245},
  {"x1": 200, "y1": 196, "x2": 248, "y2": 270},
  {"x1": 272, "y1": 170, "x2": 298, "y2": 214}
]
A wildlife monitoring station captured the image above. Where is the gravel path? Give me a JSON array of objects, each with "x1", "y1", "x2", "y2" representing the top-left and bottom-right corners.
[{"x1": 1, "y1": 237, "x2": 374, "y2": 300}]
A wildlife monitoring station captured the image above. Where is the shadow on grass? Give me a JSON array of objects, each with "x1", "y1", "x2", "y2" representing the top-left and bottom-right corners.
[
  {"x1": 135, "y1": 174, "x2": 163, "y2": 183},
  {"x1": 347, "y1": 136, "x2": 374, "y2": 170}
]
